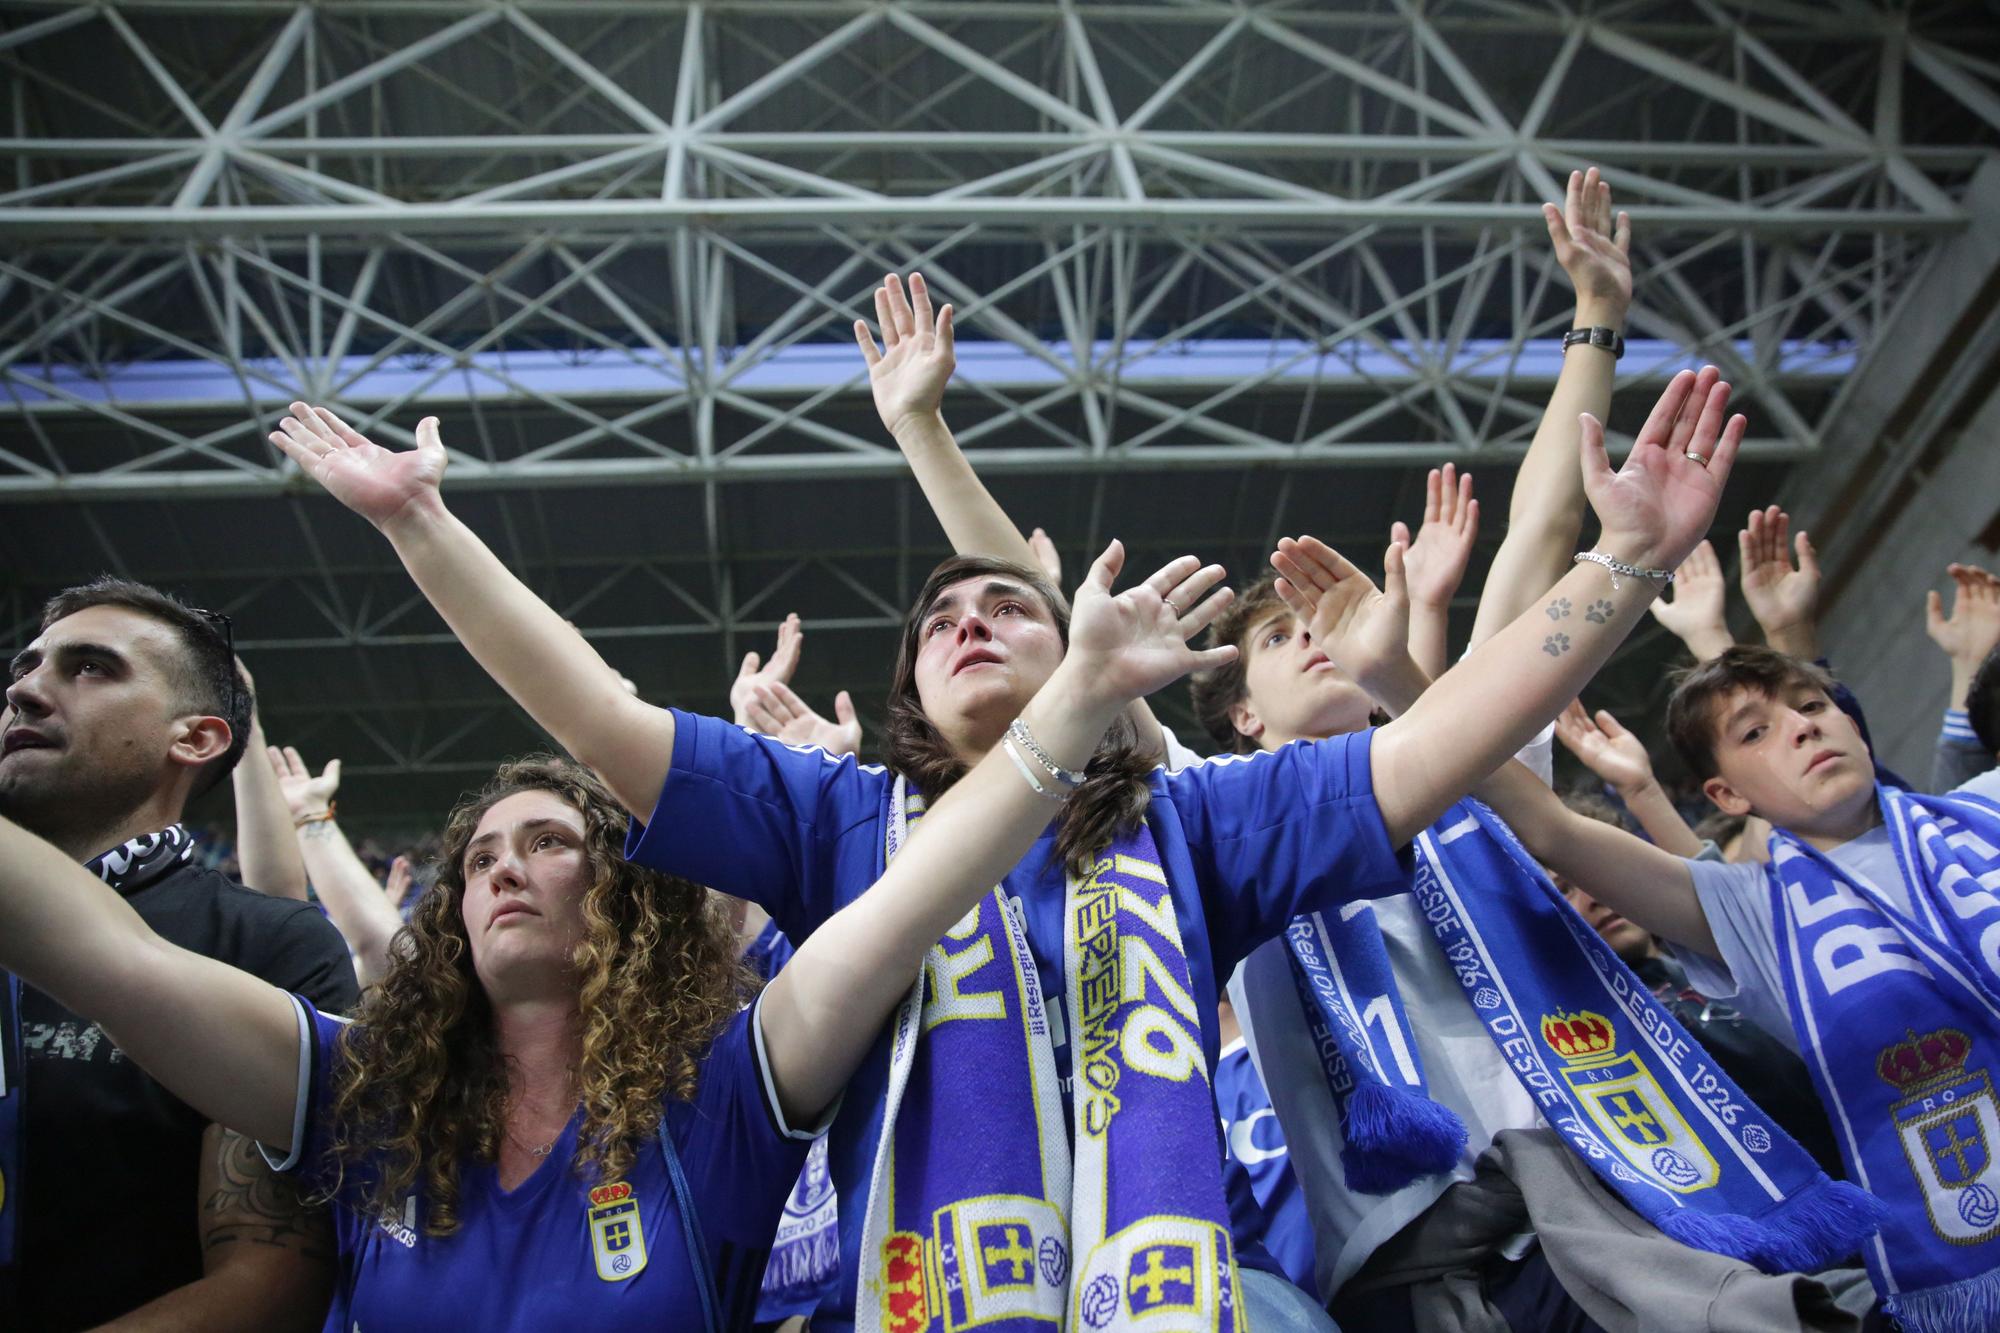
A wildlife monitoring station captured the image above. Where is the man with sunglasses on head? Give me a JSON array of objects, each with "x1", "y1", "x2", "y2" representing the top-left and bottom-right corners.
[{"x1": 0, "y1": 578, "x2": 357, "y2": 1331}]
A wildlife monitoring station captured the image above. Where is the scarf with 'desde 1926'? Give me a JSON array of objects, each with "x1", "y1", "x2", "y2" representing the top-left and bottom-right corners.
[
  {"x1": 1408, "y1": 800, "x2": 1882, "y2": 1266},
  {"x1": 854, "y1": 778, "x2": 1245, "y2": 1332},
  {"x1": 1770, "y1": 786, "x2": 2000, "y2": 1333}
]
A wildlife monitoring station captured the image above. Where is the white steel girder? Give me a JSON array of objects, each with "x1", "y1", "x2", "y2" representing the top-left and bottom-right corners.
[
  {"x1": 0, "y1": 0, "x2": 1992, "y2": 499},
  {"x1": 2, "y1": 0, "x2": 1998, "y2": 803}
]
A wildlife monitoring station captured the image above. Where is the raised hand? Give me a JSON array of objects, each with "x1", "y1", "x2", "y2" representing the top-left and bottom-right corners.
[
  {"x1": 729, "y1": 613, "x2": 804, "y2": 725},
  {"x1": 854, "y1": 272, "x2": 956, "y2": 439},
  {"x1": 1554, "y1": 700, "x2": 1655, "y2": 795},
  {"x1": 1028, "y1": 527, "x2": 1063, "y2": 584},
  {"x1": 269, "y1": 403, "x2": 446, "y2": 531},
  {"x1": 1397, "y1": 464, "x2": 1479, "y2": 611},
  {"x1": 1061, "y1": 546, "x2": 1237, "y2": 708},
  {"x1": 1581, "y1": 366, "x2": 1744, "y2": 574},
  {"x1": 1542, "y1": 166, "x2": 1632, "y2": 321},
  {"x1": 1269, "y1": 534, "x2": 1414, "y2": 697},
  {"x1": 1647, "y1": 539, "x2": 1732, "y2": 661},
  {"x1": 1738, "y1": 505, "x2": 1820, "y2": 655},
  {"x1": 382, "y1": 855, "x2": 415, "y2": 912},
  {"x1": 1926, "y1": 563, "x2": 2000, "y2": 707},
  {"x1": 744, "y1": 680, "x2": 863, "y2": 758},
  {"x1": 268, "y1": 745, "x2": 339, "y2": 822}
]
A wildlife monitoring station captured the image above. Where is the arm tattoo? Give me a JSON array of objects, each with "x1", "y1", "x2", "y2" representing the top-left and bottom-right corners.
[
  {"x1": 1584, "y1": 598, "x2": 1616, "y2": 624},
  {"x1": 202, "y1": 1125, "x2": 336, "y2": 1265},
  {"x1": 298, "y1": 821, "x2": 337, "y2": 842},
  {"x1": 1542, "y1": 632, "x2": 1572, "y2": 656},
  {"x1": 1546, "y1": 597, "x2": 1572, "y2": 620}
]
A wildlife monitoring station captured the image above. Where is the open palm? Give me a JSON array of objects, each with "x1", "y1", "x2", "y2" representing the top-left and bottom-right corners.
[
  {"x1": 1066, "y1": 546, "x2": 1236, "y2": 705},
  {"x1": 269, "y1": 402, "x2": 447, "y2": 530},
  {"x1": 1738, "y1": 505, "x2": 1819, "y2": 634},
  {"x1": 1582, "y1": 367, "x2": 1743, "y2": 572},
  {"x1": 1270, "y1": 535, "x2": 1411, "y2": 686},
  {"x1": 268, "y1": 745, "x2": 340, "y2": 821},
  {"x1": 854, "y1": 272, "x2": 956, "y2": 437}
]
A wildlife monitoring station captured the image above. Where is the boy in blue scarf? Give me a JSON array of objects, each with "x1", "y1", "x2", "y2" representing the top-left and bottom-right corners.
[{"x1": 1451, "y1": 644, "x2": 2000, "y2": 1332}]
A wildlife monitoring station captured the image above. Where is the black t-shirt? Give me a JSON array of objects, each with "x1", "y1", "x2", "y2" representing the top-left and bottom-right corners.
[{"x1": 5, "y1": 828, "x2": 358, "y2": 1331}]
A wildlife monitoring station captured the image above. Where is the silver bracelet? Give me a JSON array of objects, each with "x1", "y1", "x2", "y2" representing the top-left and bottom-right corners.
[
  {"x1": 1001, "y1": 737, "x2": 1066, "y2": 801},
  {"x1": 1008, "y1": 717, "x2": 1086, "y2": 790},
  {"x1": 1573, "y1": 550, "x2": 1674, "y2": 591}
]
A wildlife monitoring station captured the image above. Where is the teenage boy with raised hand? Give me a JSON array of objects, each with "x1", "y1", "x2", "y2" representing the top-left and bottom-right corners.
[{"x1": 1297, "y1": 517, "x2": 1998, "y2": 1326}]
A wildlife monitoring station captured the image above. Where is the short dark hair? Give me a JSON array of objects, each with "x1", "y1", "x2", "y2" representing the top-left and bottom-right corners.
[
  {"x1": 1562, "y1": 787, "x2": 1632, "y2": 832},
  {"x1": 38, "y1": 577, "x2": 250, "y2": 798},
  {"x1": 1664, "y1": 646, "x2": 1839, "y2": 783},
  {"x1": 1189, "y1": 573, "x2": 1285, "y2": 754},
  {"x1": 1693, "y1": 809, "x2": 1749, "y2": 848},
  {"x1": 1969, "y1": 644, "x2": 2000, "y2": 758}
]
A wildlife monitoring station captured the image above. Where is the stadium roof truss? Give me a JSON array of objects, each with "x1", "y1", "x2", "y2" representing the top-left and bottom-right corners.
[{"x1": 2, "y1": 0, "x2": 1996, "y2": 809}]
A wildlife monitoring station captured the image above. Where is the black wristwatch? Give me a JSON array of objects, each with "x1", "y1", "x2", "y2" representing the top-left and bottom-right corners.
[{"x1": 1562, "y1": 325, "x2": 1625, "y2": 360}]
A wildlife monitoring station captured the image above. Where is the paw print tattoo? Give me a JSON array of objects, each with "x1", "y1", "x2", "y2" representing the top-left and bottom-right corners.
[
  {"x1": 1584, "y1": 599, "x2": 1615, "y2": 624},
  {"x1": 1542, "y1": 633, "x2": 1571, "y2": 656},
  {"x1": 1546, "y1": 598, "x2": 1572, "y2": 621}
]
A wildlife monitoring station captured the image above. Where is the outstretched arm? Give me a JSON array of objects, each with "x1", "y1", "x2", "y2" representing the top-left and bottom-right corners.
[
  {"x1": 269, "y1": 746, "x2": 403, "y2": 988},
  {"x1": 268, "y1": 406, "x2": 674, "y2": 818},
  {"x1": 1280, "y1": 368, "x2": 1744, "y2": 847},
  {"x1": 1284, "y1": 558, "x2": 1716, "y2": 953},
  {"x1": 1396, "y1": 463, "x2": 1479, "y2": 678},
  {"x1": 855, "y1": 272, "x2": 1040, "y2": 570},
  {"x1": 1468, "y1": 167, "x2": 1633, "y2": 647},
  {"x1": 1738, "y1": 505, "x2": 1820, "y2": 660},
  {"x1": 229, "y1": 667, "x2": 309, "y2": 902},
  {"x1": 0, "y1": 816, "x2": 300, "y2": 1148},
  {"x1": 759, "y1": 547, "x2": 1237, "y2": 1126},
  {"x1": 1553, "y1": 700, "x2": 1705, "y2": 857},
  {"x1": 1477, "y1": 760, "x2": 1714, "y2": 955},
  {"x1": 857, "y1": 274, "x2": 1168, "y2": 758}
]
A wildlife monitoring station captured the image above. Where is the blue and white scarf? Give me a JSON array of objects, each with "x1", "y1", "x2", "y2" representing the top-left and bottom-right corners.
[
  {"x1": 1280, "y1": 903, "x2": 1467, "y2": 1193},
  {"x1": 1409, "y1": 799, "x2": 1881, "y2": 1270},
  {"x1": 855, "y1": 780, "x2": 1244, "y2": 1332},
  {"x1": 1769, "y1": 786, "x2": 2000, "y2": 1332}
]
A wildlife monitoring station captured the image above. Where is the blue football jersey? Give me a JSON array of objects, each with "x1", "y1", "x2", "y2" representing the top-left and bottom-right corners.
[
  {"x1": 1215, "y1": 1037, "x2": 1317, "y2": 1293},
  {"x1": 269, "y1": 994, "x2": 814, "y2": 1332}
]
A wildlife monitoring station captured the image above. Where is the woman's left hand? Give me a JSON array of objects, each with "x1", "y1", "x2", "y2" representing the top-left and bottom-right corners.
[{"x1": 1062, "y1": 543, "x2": 1238, "y2": 710}]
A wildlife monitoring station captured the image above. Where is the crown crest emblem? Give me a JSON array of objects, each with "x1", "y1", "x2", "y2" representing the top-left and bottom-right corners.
[
  {"x1": 1541, "y1": 1010, "x2": 1617, "y2": 1062},
  {"x1": 1876, "y1": 1027, "x2": 1971, "y2": 1090}
]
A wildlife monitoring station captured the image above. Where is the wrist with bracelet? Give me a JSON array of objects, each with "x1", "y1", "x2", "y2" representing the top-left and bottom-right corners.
[
  {"x1": 1002, "y1": 716, "x2": 1088, "y2": 802},
  {"x1": 1574, "y1": 550, "x2": 1673, "y2": 592},
  {"x1": 1562, "y1": 325, "x2": 1625, "y2": 360},
  {"x1": 293, "y1": 802, "x2": 336, "y2": 828}
]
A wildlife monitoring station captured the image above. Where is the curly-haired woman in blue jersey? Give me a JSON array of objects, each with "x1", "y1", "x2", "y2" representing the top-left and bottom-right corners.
[{"x1": 0, "y1": 542, "x2": 1239, "y2": 1333}]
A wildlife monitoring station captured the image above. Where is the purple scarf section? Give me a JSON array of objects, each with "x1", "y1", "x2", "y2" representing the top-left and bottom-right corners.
[{"x1": 854, "y1": 782, "x2": 1242, "y2": 1332}]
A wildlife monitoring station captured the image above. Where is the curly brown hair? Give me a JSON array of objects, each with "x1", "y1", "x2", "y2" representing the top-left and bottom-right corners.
[
  {"x1": 325, "y1": 756, "x2": 751, "y2": 1235},
  {"x1": 883, "y1": 555, "x2": 1156, "y2": 877}
]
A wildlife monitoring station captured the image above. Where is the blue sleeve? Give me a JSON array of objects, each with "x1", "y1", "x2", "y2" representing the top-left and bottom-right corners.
[
  {"x1": 259, "y1": 996, "x2": 352, "y2": 1200},
  {"x1": 671, "y1": 998, "x2": 817, "y2": 1255},
  {"x1": 1166, "y1": 730, "x2": 1410, "y2": 970},
  {"x1": 623, "y1": 710, "x2": 887, "y2": 938}
]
